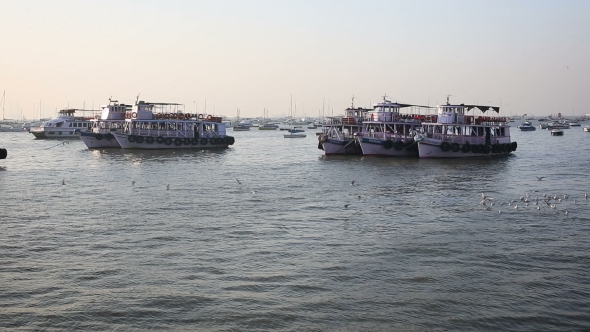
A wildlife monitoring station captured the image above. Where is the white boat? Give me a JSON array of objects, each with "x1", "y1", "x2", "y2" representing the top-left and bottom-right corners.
[
  {"x1": 318, "y1": 98, "x2": 370, "y2": 155},
  {"x1": 584, "y1": 126, "x2": 590, "y2": 132},
  {"x1": 76, "y1": 99, "x2": 132, "y2": 148},
  {"x1": 30, "y1": 109, "x2": 98, "y2": 139},
  {"x1": 551, "y1": 129, "x2": 564, "y2": 136},
  {"x1": 112, "y1": 101, "x2": 235, "y2": 149},
  {"x1": 569, "y1": 120, "x2": 581, "y2": 127},
  {"x1": 546, "y1": 121, "x2": 570, "y2": 130},
  {"x1": 232, "y1": 108, "x2": 251, "y2": 131},
  {"x1": 0, "y1": 124, "x2": 25, "y2": 132},
  {"x1": 414, "y1": 96, "x2": 516, "y2": 158},
  {"x1": 517, "y1": 121, "x2": 536, "y2": 131},
  {"x1": 353, "y1": 96, "x2": 430, "y2": 157}
]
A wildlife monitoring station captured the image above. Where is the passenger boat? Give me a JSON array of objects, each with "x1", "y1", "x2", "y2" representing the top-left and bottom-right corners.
[
  {"x1": 77, "y1": 99, "x2": 132, "y2": 148},
  {"x1": 413, "y1": 97, "x2": 516, "y2": 158},
  {"x1": 551, "y1": 129, "x2": 564, "y2": 136},
  {"x1": 584, "y1": 125, "x2": 590, "y2": 132},
  {"x1": 112, "y1": 101, "x2": 235, "y2": 149},
  {"x1": 318, "y1": 100, "x2": 370, "y2": 155},
  {"x1": 353, "y1": 96, "x2": 430, "y2": 157},
  {"x1": 517, "y1": 121, "x2": 536, "y2": 131},
  {"x1": 30, "y1": 109, "x2": 98, "y2": 139}
]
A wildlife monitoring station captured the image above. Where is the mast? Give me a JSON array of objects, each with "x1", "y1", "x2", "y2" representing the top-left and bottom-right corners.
[{"x1": 1, "y1": 90, "x2": 5, "y2": 120}]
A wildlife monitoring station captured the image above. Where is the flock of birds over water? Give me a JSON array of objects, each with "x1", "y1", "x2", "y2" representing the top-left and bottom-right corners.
[{"x1": 58, "y1": 176, "x2": 586, "y2": 217}]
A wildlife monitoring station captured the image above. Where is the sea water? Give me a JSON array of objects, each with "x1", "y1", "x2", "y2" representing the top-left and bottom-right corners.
[{"x1": 1, "y1": 124, "x2": 589, "y2": 331}]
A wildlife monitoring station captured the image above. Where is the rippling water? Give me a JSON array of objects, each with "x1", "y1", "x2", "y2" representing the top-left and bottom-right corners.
[{"x1": 1, "y1": 124, "x2": 590, "y2": 331}]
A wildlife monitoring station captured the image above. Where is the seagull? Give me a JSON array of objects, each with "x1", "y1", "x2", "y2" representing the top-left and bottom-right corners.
[
  {"x1": 514, "y1": 205, "x2": 518, "y2": 210},
  {"x1": 351, "y1": 180, "x2": 355, "y2": 186},
  {"x1": 236, "y1": 179, "x2": 241, "y2": 185},
  {"x1": 132, "y1": 180, "x2": 135, "y2": 186},
  {"x1": 166, "y1": 184, "x2": 170, "y2": 190},
  {"x1": 251, "y1": 190, "x2": 256, "y2": 195},
  {"x1": 61, "y1": 179, "x2": 66, "y2": 185},
  {"x1": 536, "y1": 206, "x2": 540, "y2": 210},
  {"x1": 344, "y1": 204, "x2": 350, "y2": 209},
  {"x1": 585, "y1": 194, "x2": 588, "y2": 200},
  {"x1": 498, "y1": 210, "x2": 502, "y2": 214},
  {"x1": 357, "y1": 195, "x2": 362, "y2": 199},
  {"x1": 565, "y1": 210, "x2": 569, "y2": 215},
  {"x1": 536, "y1": 176, "x2": 545, "y2": 181}
]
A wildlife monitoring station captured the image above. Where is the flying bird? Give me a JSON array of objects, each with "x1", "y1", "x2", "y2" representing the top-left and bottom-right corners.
[
  {"x1": 350, "y1": 180, "x2": 355, "y2": 186},
  {"x1": 344, "y1": 204, "x2": 350, "y2": 209},
  {"x1": 536, "y1": 176, "x2": 545, "y2": 181},
  {"x1": 236, "y1": 179, "x2": 241, "y2": 185}
]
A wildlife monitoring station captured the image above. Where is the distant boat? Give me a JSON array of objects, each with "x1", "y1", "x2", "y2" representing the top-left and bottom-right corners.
[
  {"x1": 284, "y1": 129, "x2": 306, "y2": 138},
  {"x1": 551, "y1": 129, "x2": 564, "y2": 136},
  {"x1": 517, "y1": 121, "x2": 536, "y2": 131},
  {"x1": 583, "y1": 125, "x2": 590, "y2": 132}
]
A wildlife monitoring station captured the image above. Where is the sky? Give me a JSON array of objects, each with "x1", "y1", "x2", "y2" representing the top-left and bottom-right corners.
[{"x1": 1, "y1": 0, "x2": 588, "y2": 120}]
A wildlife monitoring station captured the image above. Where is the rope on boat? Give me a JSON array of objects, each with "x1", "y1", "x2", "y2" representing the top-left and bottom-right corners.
[{"x1": 45, "y1": 141, "x2": 71, "y2": 149}]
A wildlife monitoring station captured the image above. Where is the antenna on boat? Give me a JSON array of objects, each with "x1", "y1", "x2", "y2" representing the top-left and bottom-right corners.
[
  {"x1": 351, "y1": 94, "x2": 355, "y2": 108},
  {"x1": 136, "y1": 94, "x2": 140, "y2": 104},
  {"x1": 446, "y1": 94, "x2": 452, "y2": 105}
]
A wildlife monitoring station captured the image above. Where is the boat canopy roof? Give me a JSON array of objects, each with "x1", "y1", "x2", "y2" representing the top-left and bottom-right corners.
[{"x1": 441, "y1": 104, "x2": 500, "y2": 113}]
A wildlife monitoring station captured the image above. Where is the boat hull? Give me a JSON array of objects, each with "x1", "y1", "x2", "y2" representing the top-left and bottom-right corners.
[
  {"x1": 77, "y1": 131, "x2": 121, "y2": 148},
  {"x1": 321, "y1": 139, "x2": 363, "y2": 155},
  {"x1": 30, "y1": 128, "x2": 82, "y2": 139},
  {"x1": 114, "y1": 133, "x2": 233, "y2": 149},
  {"x1": 416, "y1": 139, "x2": 514, "y2": 158},
  {"x1": 358, "y1": 137, "x2": 418, "y2": 157}
]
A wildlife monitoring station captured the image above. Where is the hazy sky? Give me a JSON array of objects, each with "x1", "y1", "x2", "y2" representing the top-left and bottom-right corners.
[{"x1": 1, "y1": 0, "x2": 588, "y2": 119}]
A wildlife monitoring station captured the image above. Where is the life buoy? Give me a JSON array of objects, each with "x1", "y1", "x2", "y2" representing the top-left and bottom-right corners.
[
  {"x1": 183, "y1": 138, "x2": 191, "y2": 145},
  {"x1": 511, "y1": 141, "x2": 517, "y2": 151},
  {"x1": 201, "y1": 138, "x2": 208, "y2": 145},
  {"x1": 174, "y1": 138, "x2": 182, "y2": 146},
  {"x1": 95, "y1": 133, "x2": 103, "y2": 140},
  {"x1": 136, "y1": 136, "x2": 144, "y2": 143},
  {"x1": 461, "y1": 142, "x2": 471, "y2": 153},
  {"x1": 171, "y1": 113, "x2": 177, "y2": 119},
  {"x1": 132, "y1": 112, "x2": 137, "y2": 119},
  {"x1": 177, "y1": 113, "x2": 183, "y2": 119},
  {"x1": 471, "y1": 144, "x2": 478, "y2": 153},
  {"x1": 156, "y1": 136, "x2": 165, "y2": 144},
  {"x1": 156, "y1": 113, "x2": 163, "y2": 119},
  {"x1": 185, "y1": 113, "x2": 191, "y2": 120},
  {"x1": 191, "y1": 138, "x2": 199, "y2": 145},
  {"x1": 128, "y1": 135, "x2": 136, "y2": 142},
  {"x1": 146, "y1": 136, "x2": 154, "y2": 144},
  {"x1": 505, "y1": 143, "x2": 512, "y2": 153},
  {"x1": 393, "y1": 140, "x2": 404, "y2": 150},
  {"x1": 383, "y1": 139, "x2": 394, "y2": 149},
  {"x1": 450, "y1": 142, "x2": 460, "y2": 152},
  {"x1": 227, "y1": 136, "x2": 235, "y2": 145},
  {"x1": 440, "y1": 142, "x2": 451, "y2": 152},
  {"x1": 164, "y1": 114, "x2": 170, "y2": 119},
  {"x1": 198, "y1": 114, "x2": 204, "y2": 119},
  {"x1": 484, "y1": 145, "x2": 491, "y2": 154},
  {"x1": 206, "y1": 115, "x2": 212, "y2": 120},
  {"x1": 165, "y1": 137, "x2": 173, "y2": 145}
]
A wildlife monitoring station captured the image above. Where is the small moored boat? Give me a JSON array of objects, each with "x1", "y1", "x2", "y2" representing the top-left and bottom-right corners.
[{"x1": 551, "y1": 129, "x2": 564, "y2": 136}]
